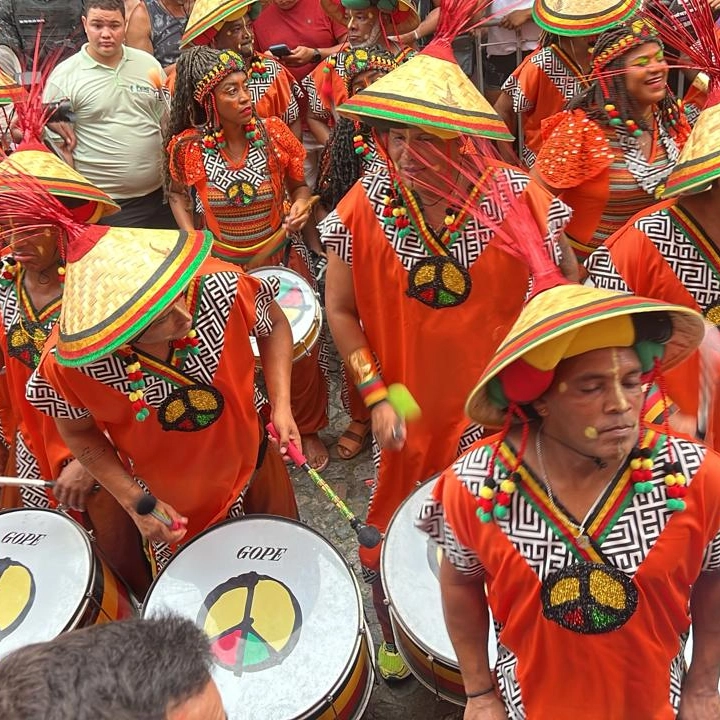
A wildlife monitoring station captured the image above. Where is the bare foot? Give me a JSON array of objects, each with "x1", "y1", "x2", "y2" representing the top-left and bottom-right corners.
[{"x1": 302, "y1": 433, "x2": 329, "y2": 472}]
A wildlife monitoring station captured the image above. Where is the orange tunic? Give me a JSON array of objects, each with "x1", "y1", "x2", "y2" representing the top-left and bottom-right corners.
[
  {"x1": 29, "y1": 259, "x2": 291, "y2": 542},
  {"x1": 502, "y1": 44, "x2": 590, "y2": 167},
  {"x1": 250, "y1": 54, "x2": 301, "y2": 127},
  {"x1": 0, "y1": 263, "x2": 71, "y2": 492},
  {"x1": 418, "y1": 432, "x2": 720, "y2": 718},
  {"x1": 534, "y1": 109, "x2": 688, "y2": 260},
  {"x1": 585, "y1": 199, "x2": 720, "y2": 449},
  {"x1": 321, "y1": 166, "x2": 570, "y2": 574}
]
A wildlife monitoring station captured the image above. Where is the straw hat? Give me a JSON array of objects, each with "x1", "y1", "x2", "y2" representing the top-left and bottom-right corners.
[
  {"x1": 0, "y1": 148, "x2": 119, "y2": 221},
  {"x1": 181, "y1": 0, "x2": 260, "y2": 47},
  {"x1": 660, "y1": 98, "x2": 720, "y2": 198},
  {"x1": 465, "y1": 284, "x2": 705, "y2": 428},
  {"x1": 336, "y1": 0, "x2": 420, "y2": 28},
  {"x1": 0, "y1": 68, "x2": 24, "y2": 105},
  {"x1": 56, "y1": 226, "x2": 213, "y2": 366},
  {"x1": 533, "y1": 0, "x2": 641, "y2": 36}
]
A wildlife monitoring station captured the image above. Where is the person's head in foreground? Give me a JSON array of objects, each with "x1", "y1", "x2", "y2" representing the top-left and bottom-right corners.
[
  {"x1": 0, "y1": 615, "x2": 224, "y2": 720},
  {"x1": 466, "y1": 281, "x2": 705, "y2": 523}
]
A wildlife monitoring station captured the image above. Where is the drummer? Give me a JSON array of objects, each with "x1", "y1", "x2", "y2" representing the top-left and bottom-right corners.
[
  {"x1": 417, "y1": 279, "x2": 720, "y2": 717},
  {"x1": 0, "y1": 79, "x2": 153, "y2": 596},
  {"x1": 166, "y1": 45, "x2": 330, "y2": 472},
  {"x1": 321, "y1": 0, "x2": 575, "y2": 681},
  {"x1": 20, "y1": 179, "x2": 299, "y2": 573}
]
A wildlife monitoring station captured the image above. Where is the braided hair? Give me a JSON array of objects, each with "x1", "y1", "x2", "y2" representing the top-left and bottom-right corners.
[
  {"x1": 567, "y1": 23, "x2": 680, "y2": 134},
  {"x1": 315, "y1": 46, "x2": 397, "y2": 210},
  {"x1": 163, "y1": 46, "x2": 225, "y2": 188}
]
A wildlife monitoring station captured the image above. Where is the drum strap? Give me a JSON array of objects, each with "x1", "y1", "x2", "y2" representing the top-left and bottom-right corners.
[{"x1": 255, "y1": 421, "x2": 268, "y2": 470}]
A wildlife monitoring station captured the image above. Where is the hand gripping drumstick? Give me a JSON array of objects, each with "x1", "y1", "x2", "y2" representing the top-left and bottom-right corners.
[
  {"x1": 266, "y1": 423, "x2": 382, "y2": 548},
  {"x1": 135, "y1": 494, "x2": 186, "y2": 531}
]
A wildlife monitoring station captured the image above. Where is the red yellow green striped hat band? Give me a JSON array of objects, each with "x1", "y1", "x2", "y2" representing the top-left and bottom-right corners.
[
  {"x1": 465, "y1": 284, "x2": 705, "y2": 428},
  {"x1": 660, "y1": 102, "x2": 720, "y2": 198},
  {"x1": 532, "y1": 0, "x2": 641, "y2": 36},
  {"x1": 56, "y1": 227, "x2": 213, "y2": 366},
  {"x1": 337, "y1": 51, "x2": 513, "y2": 139},
  {"x1": 0, "y1": 149, "x2": 119, "y2": 221},
  {"x1": 181, "y1": 0, "x2": 258, "y2": 47}
]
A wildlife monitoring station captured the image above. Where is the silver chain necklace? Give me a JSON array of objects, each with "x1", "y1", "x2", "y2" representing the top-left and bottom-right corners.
[{"x1": 534, "y1": 428, "x2": 618, "y2": 550}]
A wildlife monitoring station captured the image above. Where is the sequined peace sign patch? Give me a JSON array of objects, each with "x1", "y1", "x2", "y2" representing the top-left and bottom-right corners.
[
  {"x1": 7, "y1": 321, "x2": 49, "y2": 369},
  {"x1": 541, "y1": 562, "x2": 638, "y2": 634},
  {"x1": 157, "y1": 384, "x2": 225, "y2": 432},
  {"x1": 407, "y1": 256, "x2": 471, "y2": 309}
]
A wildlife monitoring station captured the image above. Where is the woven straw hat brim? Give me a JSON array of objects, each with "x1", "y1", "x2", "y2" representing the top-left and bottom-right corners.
[
  {"x1": 57, "y1": 228, "x2": 213, "y2": 366},
  {"x1": 533, "y1": 0, "x2": 641, "y2": 36},
  {"x1": 337, "y1": 52, "x2": 513, "y2": 139},
  {"x1": 661, "y1": 103, "x2": 720, "y2": 198},
  {"x1": 465, "y1": 284, "x2": 705, "y2": 428},
  {"x1": 0, "y1": 150, "x2": 119, "y2": 217},
  {"x1": 181, "y1": 0, "x2": 257, "y2": 46}
]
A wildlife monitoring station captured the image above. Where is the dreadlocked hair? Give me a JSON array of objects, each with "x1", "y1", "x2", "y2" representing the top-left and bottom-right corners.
[
  {"x1": 163, "y1": 45, "x2": 226, "y2": 189},
  {"x1": 315, "y1": 118, "x2": 372, "y2": 210},
  {"x1": 567, "y1": 23, "x2": 681, "y2": 135}
]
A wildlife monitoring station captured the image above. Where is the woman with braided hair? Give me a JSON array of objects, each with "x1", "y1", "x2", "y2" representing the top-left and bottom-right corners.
[
  {"x1": 166, "y1": 45, "x2": 330, "y2": 470},
  {"x1": 315, "y1": 46, "x2": 395, "y2": 461},
  {"x1": 531, "y1": 19, "x2": 693, "y2": 262}
]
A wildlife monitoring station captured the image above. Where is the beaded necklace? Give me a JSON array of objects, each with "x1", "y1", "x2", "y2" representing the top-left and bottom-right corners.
[{"x1": 383, "y1": 179, "x2": 484, "y2": 309}]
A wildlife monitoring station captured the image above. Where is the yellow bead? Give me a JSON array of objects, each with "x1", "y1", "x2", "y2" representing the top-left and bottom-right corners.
[
  {"x1": 187, "y1": 329, "x2": 197, "y2": 339},
  {"x1": 479, "y1": 486, "x2": 494, "y2": 500},
  {"x1": 675, "y1": 474, "x2": 687, "y2": 486},
  {"x1": 129, "y1": 391, "x2": 138, "y2": 402},
  {"x1": 605, "y1": 104, "x2": 615, "y2": 111},
  {"x1": 392, "y1": 208, "x2": 402, "y2": 217},
  {"x1": 641, "y1": 458, "x2": 653, "y2": 470},
  {"x1": 630, "y1": 458, "x2": 642, "y2": 470},
  {"x1": 665, "y1": 475, "x2": 676, "y2": 486},
  {"x1": 500, "y1": 479, "x2": 516, "y2": 494}
]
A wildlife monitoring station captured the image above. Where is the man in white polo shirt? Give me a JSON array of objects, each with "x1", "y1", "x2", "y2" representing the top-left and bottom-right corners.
[{"x1": 44, "y1": 0, "x2": 174, "y2": 228}]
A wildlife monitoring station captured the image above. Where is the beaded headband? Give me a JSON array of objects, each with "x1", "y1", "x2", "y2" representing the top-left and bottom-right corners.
[
  {"x1": 193, "y1": 50, "x2": 247, "y2": 104},
  {"x1": 344, "y1": 48, "x2": 397, "y2": 84},
  {"x1": 592, "y1": 19, "x2": 662, "y2": 73}
]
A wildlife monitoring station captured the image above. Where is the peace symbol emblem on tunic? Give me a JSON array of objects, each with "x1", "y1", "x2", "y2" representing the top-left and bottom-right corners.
[
  {"x1": 407, "y1": 256, "x2": 472, "y2": 309},
  {"x1": 157, "y1": 384, "x2": 225, "y2": 432},
  {"x1": 540, "y1": 562, "x2": 638, "y2": 634}
]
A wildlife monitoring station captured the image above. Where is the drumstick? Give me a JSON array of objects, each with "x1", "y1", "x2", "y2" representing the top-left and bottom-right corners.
[
  {"x1": 0, "y1": 476, "x2": 55, "y2": 488},
  {"x1": 247, "y1": 195, "x2": 321, "y2": 270},
  {"x1": 135, "y1": 494, "x2": 186, "y2": 531},
  {"x1": 266, "y1": 423, "x2": 382, "y2": 548}
]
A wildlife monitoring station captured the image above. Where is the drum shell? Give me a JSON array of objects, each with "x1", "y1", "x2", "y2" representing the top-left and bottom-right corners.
[
  {"x1": 247, "y1": 266, "x2": 322, "y2": 366},
  {"x1": 381, "y1": 477, "x2": 496, "y2": 706},
  {"x1": 0, "y1": 508, "x2": 135, "y2": 660},
  {"x1": 142, "y1": 515, "x2": 374, "y2": 720}
]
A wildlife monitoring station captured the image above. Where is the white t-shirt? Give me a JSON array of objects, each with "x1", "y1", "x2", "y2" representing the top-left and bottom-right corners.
[{"x1": 486, "y1": 0, "x2": 539, "y2": 56}]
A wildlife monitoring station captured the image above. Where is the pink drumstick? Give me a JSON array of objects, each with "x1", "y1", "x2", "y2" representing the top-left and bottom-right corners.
[{"x1": 266, "y1": 423, "x2": 382, "y2": 548}]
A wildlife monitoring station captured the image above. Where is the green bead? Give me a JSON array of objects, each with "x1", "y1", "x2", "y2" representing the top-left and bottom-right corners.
[
  {"x1": 493, "y1": 504, "x2": 508, "y2": 519},
  {"x1": 666, "y1": 498, "x2": 685, "y2": 511},
  {"x1": 479, "y1": 511, "x2": 493, "y2": 523},
  {"x1": 609, "y1": 118, "x2": 622, "y2": 126},
  {"x1": 634, "y1": 481, "x2": 653, "y2": 494}
]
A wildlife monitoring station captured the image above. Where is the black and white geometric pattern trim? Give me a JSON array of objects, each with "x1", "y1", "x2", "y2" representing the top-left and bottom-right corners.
[
  {"x1": 320, "y1": 168, "x2": 570, "y2": 272},
  {"x1": 26, "y1": 366, "x2": 91, "y2": 420},
  {"x1": 250, "y1": 59, "x2": 300, "y2": 126},
  {"x1": 253, "y1": 274, "x2": 280, "y2": 338},
  {"x1": 16, "y1": 430, "x2": 51, "y2": 508},
  {"x1": 583, "y1": 246, "x2": 632, "y2": 293}
]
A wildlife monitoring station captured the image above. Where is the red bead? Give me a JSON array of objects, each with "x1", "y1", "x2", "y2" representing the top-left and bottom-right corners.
[
  {"x1": 496, "y1": 491, "x2": 511, "y2": 506},
  {"x1": 478, "y1": 498, "x2": 493, "y2": 512}
]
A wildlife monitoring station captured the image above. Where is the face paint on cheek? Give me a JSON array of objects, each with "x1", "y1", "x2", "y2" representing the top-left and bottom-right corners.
[{"x1": 584, "y1": 426, "x2": 598, "y2": 439}]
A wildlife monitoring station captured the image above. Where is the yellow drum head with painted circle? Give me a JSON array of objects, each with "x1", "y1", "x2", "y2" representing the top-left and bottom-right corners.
[{"x1": 0, "y1": 558, "x2": 35, "y2": 641}]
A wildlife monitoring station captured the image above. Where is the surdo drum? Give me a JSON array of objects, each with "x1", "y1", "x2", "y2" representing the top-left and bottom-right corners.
[
  {"x1": 142, "y1": 516, "x2": 374, "y2": 719},
  {"x1": 382, "y1": 476, "x2": 497, "y2": 705},
  {"x1": 247, "y1": 266, "x2": 321, "y2": 364},
  {"x1": 0, "y1": 508, "x2": 135, "y2": 660}
]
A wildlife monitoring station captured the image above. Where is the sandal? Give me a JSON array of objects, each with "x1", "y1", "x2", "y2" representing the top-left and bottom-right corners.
[{"x1": 336, "y1": 420, "x2": 371, "y2": 460}]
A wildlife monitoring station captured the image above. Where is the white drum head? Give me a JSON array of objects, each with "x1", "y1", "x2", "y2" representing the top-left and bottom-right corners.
[
  {"x1": 0, "y1": 509, "x2": 92, "y2": 660},
  {"x1": 143, "y1": 516, "x2": 363, "y2": 719},
  {"x1": 248, "y1": 267, "x2": 319, "y2": 356},
  {"x1": 382, "y1": 476, "x2": 497, "y2": 668}
]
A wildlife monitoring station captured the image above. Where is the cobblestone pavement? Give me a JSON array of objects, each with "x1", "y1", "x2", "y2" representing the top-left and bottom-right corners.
[{"x1": 292, "y1": 348, "x2": 464, "y2": 720}]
